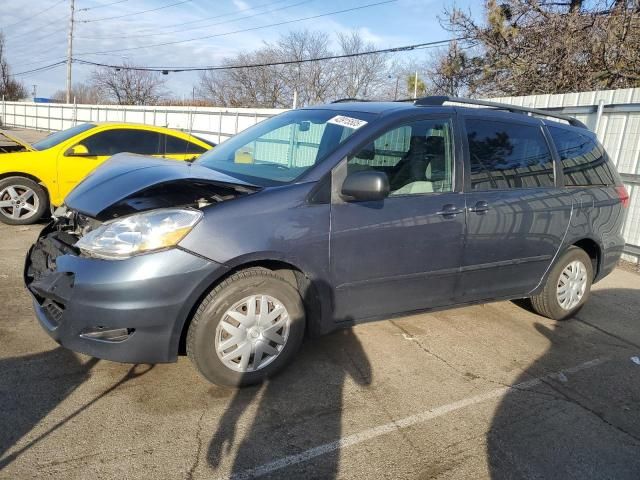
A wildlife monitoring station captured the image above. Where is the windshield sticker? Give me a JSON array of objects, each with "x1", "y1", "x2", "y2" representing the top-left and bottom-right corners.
[{"x1": 327, "y1": 115, "x2": 368, "y2": 130}]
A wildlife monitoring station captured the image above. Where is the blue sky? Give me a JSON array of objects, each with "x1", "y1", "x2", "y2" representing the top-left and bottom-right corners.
[{"x1": 1, "y1": 0, "x2": 482, "y2": 98}]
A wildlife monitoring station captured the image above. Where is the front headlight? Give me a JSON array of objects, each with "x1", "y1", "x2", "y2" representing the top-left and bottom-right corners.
[{"x1": 75, "y1": 208, "x2": 202, "y2": 260}]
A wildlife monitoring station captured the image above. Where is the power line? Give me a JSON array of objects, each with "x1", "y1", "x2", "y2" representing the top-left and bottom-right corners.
[
  {"x1": 10, "y1": 60, "x2": 68, "y2": 77},
  {"x1": 0, "y1": 0, "x2": 66, "y2": 31},
  {"x1": 7, "y1": 27, "x2": 67, "y2": 54},
  {"x1": 73, "y1": 0, "x2": 398, "y2": 56},
  {"x1": 7, "y1": 36, "x2": 462, "y2": 79},
  {"x1": 78, "y1": 0, "x2": 129, "y2": 11},
  {"x1": 3, "y1": 15, "x2": 69, "y2": 41},
  {"x1": 73, "y1": 38, "x2": 460, "y2": 73},
  {"x1": 76, "y1": 0, "x2": 314, "y2": 40},
  {"x1": 120, "y1": 0, "x2": 295, "y2": 35},
  {"x1": 79, "y1": 0, "x2": 191, "y2": 22},
  {"x1": 9, "y1": 54, "x2": 68, "y2": 70}
]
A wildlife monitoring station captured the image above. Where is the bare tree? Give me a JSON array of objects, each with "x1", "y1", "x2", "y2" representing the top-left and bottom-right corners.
[
  {"x1": 435, "y1": 0, "x2": 640, "y2": 96},
  {"x1": 427, "y1": 41, "x2": 482, "y2": 96},
  {"x1": 276, "y1": 30, "x2": 337, "y2": 105},
  {"x1": 336, "y1": 32, "x2": 389, "y2": 99},
  {"x1": 197, "y1": 29, "x2": 393, "y2": 107},
  {"x1": 0, "y1": 32, "x2": 27, "y2": 101},
  {"x1": 90, "y1": 63, "x2": 167, "y2": 105},
  {"x1": 198, "y1": 46, "x2": 289, "y2": 108},
  {"x1": 51, "y1": 81, "x2": 104, "y2": 104}
]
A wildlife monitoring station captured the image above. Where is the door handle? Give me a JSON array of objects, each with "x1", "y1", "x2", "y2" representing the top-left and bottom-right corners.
[
  {"x1": 436, "y1": 204, "x2": 464, "y2": 217},
  {"x1": 468, "y1": 200, "x2": 490, "y2": 214}
]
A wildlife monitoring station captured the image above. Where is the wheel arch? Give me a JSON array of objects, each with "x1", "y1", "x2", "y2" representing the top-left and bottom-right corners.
[
  {"x1": 571, "y1": 237, "x2": 602, "y2": 280},
  {"x1": 176, "y1": 258, "x2": 326, "y2": 356},
  {"x1": 0, "y1": 171, "x2": 48, "y2": 188}
]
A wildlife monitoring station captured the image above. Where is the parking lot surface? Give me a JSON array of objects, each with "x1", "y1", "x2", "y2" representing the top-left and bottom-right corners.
[{"x1": 1, "y1": 160, "x2": 639, "y2": 479}]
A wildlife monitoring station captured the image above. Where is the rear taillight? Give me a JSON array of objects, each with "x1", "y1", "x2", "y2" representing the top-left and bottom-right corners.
[{"x1": 616, "y1": 185, "x2": 630, "y2": 208}]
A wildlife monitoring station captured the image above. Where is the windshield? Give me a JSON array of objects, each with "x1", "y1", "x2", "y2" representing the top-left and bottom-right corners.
[
  {"x1": 195, "y1": 109, "x2": 374, "y2": 186},
  {"x1": 32, "y1": 123, "x2": 96, "y2": 151}
]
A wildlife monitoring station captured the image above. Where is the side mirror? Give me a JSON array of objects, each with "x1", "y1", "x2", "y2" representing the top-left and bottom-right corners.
[
  {"x1": 65, "y1": 144, "x2": 90, "y2": 157},
  {"x1": 341, "y1": 170, "x2": 390, "y2": 202}
]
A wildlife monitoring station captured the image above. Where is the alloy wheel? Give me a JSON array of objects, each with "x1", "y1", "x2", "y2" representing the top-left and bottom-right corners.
[{"x1": 0, "y1": 185, "x2": 40, "y2": 221}]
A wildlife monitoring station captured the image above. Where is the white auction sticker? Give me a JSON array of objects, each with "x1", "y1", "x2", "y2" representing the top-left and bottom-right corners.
[{"x1": 327, "y1": 115, "x2": 368, "y2": 130}]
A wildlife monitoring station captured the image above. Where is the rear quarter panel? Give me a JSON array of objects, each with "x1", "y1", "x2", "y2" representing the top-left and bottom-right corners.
[{"x1": 564, "y1": 186, "x2": 626, "y2": 281}]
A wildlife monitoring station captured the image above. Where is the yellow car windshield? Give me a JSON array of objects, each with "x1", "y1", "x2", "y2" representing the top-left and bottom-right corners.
[{"x1": 32, "y1": 123, "x2": 96, "y2": 151}]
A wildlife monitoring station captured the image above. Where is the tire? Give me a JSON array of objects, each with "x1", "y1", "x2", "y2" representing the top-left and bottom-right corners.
[
  {"x1": 186, "y1": 268, "x2": 306, "y2": 387},
  {"x1": 529, "y1": 246, "x2": 593, "y2": 321},
  {"x1": 0, "y1": 176, "x2": 48, "y2": 225}
]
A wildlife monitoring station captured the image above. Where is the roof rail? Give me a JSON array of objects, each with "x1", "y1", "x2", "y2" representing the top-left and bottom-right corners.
[
  {"x1": 414, "y1": 96, "x2": 588, "y2": 129},
  {"x1": 331, "y1": 98, "x2": 371, "y2": 104}
]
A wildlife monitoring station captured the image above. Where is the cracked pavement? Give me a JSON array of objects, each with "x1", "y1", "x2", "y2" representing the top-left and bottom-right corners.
[{"x1": 1, "y1": 180, "x2": 639, "y2": 478}]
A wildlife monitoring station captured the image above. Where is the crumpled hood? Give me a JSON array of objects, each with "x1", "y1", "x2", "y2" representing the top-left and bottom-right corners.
[{"x1": 65, "y1": 153, "x2": 258, "y2": 218}]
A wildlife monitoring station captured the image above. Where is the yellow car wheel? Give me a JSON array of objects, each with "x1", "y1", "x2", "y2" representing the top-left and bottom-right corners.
[{"x1": 0, "y1": 176, "x2": 48, "y2": 225}]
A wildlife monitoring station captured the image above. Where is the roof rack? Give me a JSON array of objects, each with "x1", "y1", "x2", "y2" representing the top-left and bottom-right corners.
[
  {"x1": 414, "y1": 96, "x2": 588, "y2": 129},
  {"x1": 331, "y1": 98, "x2": 371, "y2": 104}
]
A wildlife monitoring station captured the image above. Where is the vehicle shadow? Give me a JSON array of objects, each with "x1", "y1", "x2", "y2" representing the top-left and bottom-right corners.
[
  {"x1": 206, "y1": 277, "x2": 372, "y2": 479},
  {"x1": 0, "y1": 348, "x2": 98, "y2": 467},
  {"x1": 488, "y1": 288, "x2": 640, "y2": 479},
  {"x1": 0, "y1": 347, "x2": 153, "y2": 470}
]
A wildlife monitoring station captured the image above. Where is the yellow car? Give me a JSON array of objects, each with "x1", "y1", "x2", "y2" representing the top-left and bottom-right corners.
[{"x1": 0, "y1": 123, "x2": 215, "y2": 225}]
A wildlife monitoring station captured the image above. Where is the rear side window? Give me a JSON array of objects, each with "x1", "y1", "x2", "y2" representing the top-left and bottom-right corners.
[
  {"x1": 82, "y1": 129, "x2": 161, "y2": 156},
  {"x1": 465, "y1": 119, "x2": 554, "y2": 190},
  {"x1": 547, "y1": 126, "x2": 615, "y2": 186},
  {"x1": 160, "y1": 134, "x2": 208, "y2": 155}
]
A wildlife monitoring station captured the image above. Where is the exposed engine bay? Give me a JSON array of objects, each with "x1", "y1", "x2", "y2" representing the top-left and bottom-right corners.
[
  {"x1": 95, "y1": 179, "x2": 257, "y2": 220},
  {"x1": 52, "y1": 178, "x2": 257, "y2": 239}
]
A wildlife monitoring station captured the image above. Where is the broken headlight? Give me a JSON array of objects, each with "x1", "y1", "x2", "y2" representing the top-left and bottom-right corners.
[{"x1": 75, "y1": 208, "x2": 202, "y2": 260}]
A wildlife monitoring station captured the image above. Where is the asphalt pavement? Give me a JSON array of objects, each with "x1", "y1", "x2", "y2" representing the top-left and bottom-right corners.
[
  {"x1": 0, "y1": 128, "x2": 639, "y2": 479},
  {"x1": 1, "y1": 221, "x2": 640, "y2": 479}
]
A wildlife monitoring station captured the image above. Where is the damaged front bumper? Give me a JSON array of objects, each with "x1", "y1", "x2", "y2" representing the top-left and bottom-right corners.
[{"x1": 24, "y1": 222, "x2": 227, "y2": 363}]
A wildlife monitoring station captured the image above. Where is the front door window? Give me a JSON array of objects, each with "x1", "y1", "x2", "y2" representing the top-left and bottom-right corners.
[{"x1": 348, "y1": 118, "x2": 454, "y2": 195}]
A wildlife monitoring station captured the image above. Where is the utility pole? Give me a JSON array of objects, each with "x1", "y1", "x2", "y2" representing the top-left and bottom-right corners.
[
  {"x1": 413, "y1": 71, "x2": 419, "y2": 99},
  {"x1": 66, "y1": 0, "x2": 75, "y2": 104}
]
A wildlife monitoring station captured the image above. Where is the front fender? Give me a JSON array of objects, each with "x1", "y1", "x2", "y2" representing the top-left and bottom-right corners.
[{"x1": 0, "y1": 151, "x2": 57, "y2": 202}]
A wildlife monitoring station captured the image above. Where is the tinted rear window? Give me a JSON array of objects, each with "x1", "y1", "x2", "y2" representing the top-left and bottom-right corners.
[
  {"x1": 548, "y1": 126, "x2": 614, "y2": 186},
  {"x1": 160, "y1": 134, "x2": 208, "y2": 155},
  {"x1": 82, "y1": 129, "x2": 161, "y2": 156},
  {"x1": 466, "y1": 119, "x2": 554, "y2": 190}
]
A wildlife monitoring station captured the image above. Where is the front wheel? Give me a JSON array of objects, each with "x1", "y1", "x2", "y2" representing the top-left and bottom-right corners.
[
  {"x1": 186, "y1": 268, "x2": 306, "y2": 387},
  {"x1": 529, "y1": 246, "x2": 593, "y2": 321},
  {"x1": 0, "y1": 176, "x2": 48, "y2": 225}
]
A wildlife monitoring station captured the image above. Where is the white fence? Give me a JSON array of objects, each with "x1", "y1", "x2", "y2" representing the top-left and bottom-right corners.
[
  {"x1": 0, "y1": 101, "x2": 286, "y2": 144},
  {"x1": 1, "y1": 88, "x2": 639, "y2": 261}
]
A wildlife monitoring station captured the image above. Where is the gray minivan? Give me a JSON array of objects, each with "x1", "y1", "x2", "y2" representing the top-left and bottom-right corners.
[{"x1": 25, "y1": 97, "x2": 630, "y2": 386}]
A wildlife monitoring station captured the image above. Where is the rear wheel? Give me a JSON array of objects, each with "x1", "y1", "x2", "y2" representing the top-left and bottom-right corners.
[
  {"x1": 529, "y1": 246, "x2": 593, "y2": 320},
  {"x1": 186, "y1": 268, "x2": 305, "y2": 387},
  {"x1": 0, "y1": 176, "x2": 48, "y2": 225}
]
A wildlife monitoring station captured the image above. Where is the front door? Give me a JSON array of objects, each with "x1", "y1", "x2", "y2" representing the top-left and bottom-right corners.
[
  {"x1": 460, "y1": 117, "x2": 572, "y2": 301},
  {"x1": 56, "y1": 128, "x2": 165, "y2": 200},
  {"x1": 330, "y1": 116, "x2": 466, "y2": 321}
]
